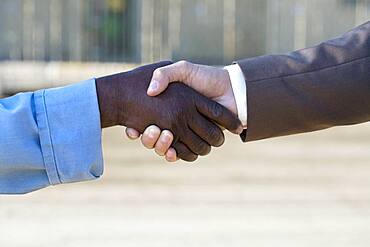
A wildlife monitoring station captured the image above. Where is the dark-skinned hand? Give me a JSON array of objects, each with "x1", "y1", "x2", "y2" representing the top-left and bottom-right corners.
[{"x1": 96, "y1": 61, "x2": 242, "y2": 161}]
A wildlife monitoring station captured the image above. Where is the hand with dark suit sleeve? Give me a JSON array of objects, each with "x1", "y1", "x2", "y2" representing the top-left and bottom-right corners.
[
  {"x1": 96, "y1": 61, "x2": 242, "y2": 162},
  {"x1": 127, "y1": 21, "x2": 370, "y2": 161},
  {"x1": 236, "y1": 21, "x2": 370, "y2": 141}
]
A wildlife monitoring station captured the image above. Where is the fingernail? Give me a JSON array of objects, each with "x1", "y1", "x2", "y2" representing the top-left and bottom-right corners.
[
  {"x1": 163, "y1": 132, "x2": 171, "y2": 142},
  {"x1": 128, "y1": 130, "x2": 137, "y2": 138},
  {"x1": 148, "y1": 128, "x2": 157, "y2": 138},
  {"x1": 147, "y1": 80, "x2": 158, "y2": 94}
]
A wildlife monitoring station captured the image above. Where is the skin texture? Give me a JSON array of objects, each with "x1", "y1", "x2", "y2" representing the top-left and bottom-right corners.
[
  {"x1": 126, "y1": 61, "x2": 239, "y2": 162},
  {"x1": 148, "y1": 61, "x2": 238, "y2": 115},
  {"x1": 96, "y1": 61, "x2": 242, "y2": 162}
]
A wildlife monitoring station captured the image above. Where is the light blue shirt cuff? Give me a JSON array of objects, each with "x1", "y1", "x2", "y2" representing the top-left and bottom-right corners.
[{"x1": 34, "y1": 79, "x2": 104, "y2": 185}]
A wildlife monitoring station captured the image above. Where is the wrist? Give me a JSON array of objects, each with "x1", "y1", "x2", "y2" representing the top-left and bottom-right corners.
[{"x1": 95, "y1": 77, "x2": 119, "y2": 128}]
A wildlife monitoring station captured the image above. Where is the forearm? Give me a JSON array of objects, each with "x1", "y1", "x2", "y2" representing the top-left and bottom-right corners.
[
  {"x1": 0, "y1": 80, "x2": 103, "y2": 194},
  {"x1": 0, "y1": 92, "x2": 50, "y2": 193},
  {"x1": 238, "y1": 21, "x2": 370, "y2": 141}
]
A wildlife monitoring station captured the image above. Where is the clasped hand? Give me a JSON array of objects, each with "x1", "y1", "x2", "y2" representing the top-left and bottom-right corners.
[{"x1": 96, "y1": 61, "x2": 242, "y2": 162}]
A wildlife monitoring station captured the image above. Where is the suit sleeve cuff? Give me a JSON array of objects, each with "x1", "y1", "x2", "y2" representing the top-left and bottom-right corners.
[
  {"x1": 34, "y1": 79, "x2": 104, "y2": 185},
  {"x1": 224, "y1": 64, "x2": 248, "y2": 128}
]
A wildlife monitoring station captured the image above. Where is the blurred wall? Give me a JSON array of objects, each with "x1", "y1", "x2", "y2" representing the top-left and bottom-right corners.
[
  {"x1": 0, "y1": 0, "x2": 369, "y2": 65},
  {"x1": 0, "y1": 0, "x2": 139, "y2": 62}
]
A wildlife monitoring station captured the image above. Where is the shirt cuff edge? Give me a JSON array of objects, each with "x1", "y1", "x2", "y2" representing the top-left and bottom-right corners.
[
  {"x1": 34, "y1": 90, "x2": 61, "y2": 185},
  {"x1": 224, "y1": 64, "x2": 248, "y2": 128}
]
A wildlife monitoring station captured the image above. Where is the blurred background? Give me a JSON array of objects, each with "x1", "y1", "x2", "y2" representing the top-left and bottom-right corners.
[
  {"x1": 0, "y1": 0, "x2": 370, "y2": 246},
  {"x1": 1, "y1": 0, "x2": 370, "y2": 93}
]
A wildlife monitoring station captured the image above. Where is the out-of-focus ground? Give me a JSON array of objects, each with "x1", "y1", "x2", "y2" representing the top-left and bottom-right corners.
[{"x1": 0, "y1": 124, "x2": 370, "y2": 247}]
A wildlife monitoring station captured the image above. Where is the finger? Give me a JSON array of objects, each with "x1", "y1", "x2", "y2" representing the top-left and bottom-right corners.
[
  {"x1": 182, "y1": 128, "x2": 211, "y2": 156},
  {"x1": 189, "y1": 115, "x2": 225, "y2": 147},
  {"x1": 125, "y1": 128, "x2": 141, "y2": 140},
  {"x1": 172, "y1": 142, "x2": 198, "y2": 162},
  {"x1": 155, "y1": 130, "x2": 174, "y2": 156},
  {"x1": 196, "y1": 97, "x2": 243, "y2": 135},
  {"x1": 165, "y1": 148, "x2": 178, "y2": 162},
  {"x1": 141, "y1": 125, "x2": 161, "y2": 149},
  {"x1": 147, "y1": 61, "x2": 194, "y2": 96}
]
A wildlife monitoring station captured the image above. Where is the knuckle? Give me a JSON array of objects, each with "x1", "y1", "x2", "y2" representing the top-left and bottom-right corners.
[
  {"x1": 177, "y1": 60, "x2": 189, "y2": 68},
  {"x1": 155, "y1": 141, "x2": 165, "y2": 150},
  {"x1": 209, "y1": 128, "x2": 224, "y2": 147},
  {"x1": 155, "y1": 148, "x2": 166, "y2": 156},
  {"x1": 165, "y1": 154, "x2": 175, "y2": 162},
  {"x1": 162, "y1": 130, "x2": 174, "y2": 141},
  {"x1": 183, "y1": 154, "x2": 198, "y2": 162},
  {"x1": 210, "y1": 103, "x2": 223, "y2": 118},
  {"x1": 146, "y1": 134, "x2": 157, "y2": 141},
  {"x1": 156, "y1": 138, "x2": 171, "y2": 153},
  {"x1": 200, "y1": 145, "x2": 211, "y2": 156},
  {"x1": 175, "y1": 147, "x2": 185, "y2": 157},
  {"x1": 194, "y1": 141, "x2": 211, "y2": 156},
  {"x1": 142, "y1": 130, "x2": 160, "y2": 148},
  {"x1": 225, "y1": 116, "x2": 241, "y2": 131},
  {"x1": 154, "y1": 68, "x2": 165, "y2": 78},
  {"x1": 142, "y1": 140, "x2": 154, "y2": 149},
  {"x1": 142, "y1": 135, "x2": 154, "y2": 143},
  {"x1": 126, "y1": 131, "x2": 136, "y2": 139},
  {"x1": 175, "y1": 145, "x2": 198, "y2": 162},
  {"x1": 172, "y1": 142, "x2": 198, "y2": 162},
  {"x1": 146, "y1": 133, "x2": 158, "y2": 142},
  {"x1": 177, "y1": 60, "x2": 191, "y2": 79}
]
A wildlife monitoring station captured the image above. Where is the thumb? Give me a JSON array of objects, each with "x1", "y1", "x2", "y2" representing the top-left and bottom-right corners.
[{"x1": 147, "y1": 61, "x2": 193, "y2": 96}]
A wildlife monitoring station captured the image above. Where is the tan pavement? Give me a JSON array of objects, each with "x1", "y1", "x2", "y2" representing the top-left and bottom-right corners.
[{"x1": 1, "y1": 124, "x2": 370, "y2": 247}]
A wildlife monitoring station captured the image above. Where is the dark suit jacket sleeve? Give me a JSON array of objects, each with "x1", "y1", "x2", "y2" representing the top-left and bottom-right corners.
[{"x1": 237, "y1": 21, "x2": 370, "y2": 142}]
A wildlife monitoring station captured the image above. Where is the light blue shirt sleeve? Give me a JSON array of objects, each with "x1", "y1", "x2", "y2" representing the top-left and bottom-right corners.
[{"x1": 0, "y1": 79, "x2": 104, "y2": 194}]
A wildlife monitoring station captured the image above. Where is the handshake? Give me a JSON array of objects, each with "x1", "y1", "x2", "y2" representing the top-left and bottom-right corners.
[
  {"x1": 96, "y1": 61, "x2": 244, "y2": 162},
  {"x1": 1, "y1": 22, "x2": 368, "y2": 194},
  {"x1": 95, "y1": 22, "x2": 370, "y2": 163}
]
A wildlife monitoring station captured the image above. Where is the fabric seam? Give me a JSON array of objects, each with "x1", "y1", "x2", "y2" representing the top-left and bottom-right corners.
[
  {"x1": 243, "y1": 55, "x2": 370, "y2": 83},
  {"x1": 37, "y1": 90, "x2": 61, "y2": 185}
]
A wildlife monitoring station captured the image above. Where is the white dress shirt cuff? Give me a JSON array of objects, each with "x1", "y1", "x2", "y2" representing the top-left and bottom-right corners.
[{"x1": 224, "y1": 64, "x2": 248, "y2": 128}]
